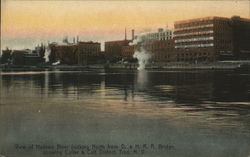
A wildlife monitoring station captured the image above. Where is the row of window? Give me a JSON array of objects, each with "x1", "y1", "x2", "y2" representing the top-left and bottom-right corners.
[
  {"x1": 174, "y1": 31, "x2": 214, "y2": 38},
  {"x1": 175, "y1": 21, "x2": 214, "y2": 29},
  {"x1": 175, "y1": 43, "x2": 214, "y2": 48},
  {"x1": 175, "y1": 36, "x2": 214, "y2": 43},
  {"x1": 177, "y1": 52, "x2": 210, "y2": 57},
  {"x1": 175, "y1": 24, "x2": 214, "y2": 33},
  {"x1": 174, "y1": 27, "x2": 213, "y2": 35}
]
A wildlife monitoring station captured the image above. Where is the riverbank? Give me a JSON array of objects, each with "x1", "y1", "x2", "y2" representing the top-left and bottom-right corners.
[{"x1": 1, "y1": 61, "x2": 250, "y2": 71}]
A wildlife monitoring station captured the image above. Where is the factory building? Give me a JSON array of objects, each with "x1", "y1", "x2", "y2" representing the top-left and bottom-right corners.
[
  {"x1": 174, "y1": 16, "x2": 250, "y2": 61},
  {"x1": 11, "y1": 49, "x2": 43, "y2": 65},
  {"x1": 121, "y1": 28, "x2": 174, "y2": 62},
  {"x1": 53, "y1": 41, "x2": 101, "y2": 65},
  {"x1": 105, "y1": 40, "x2": 131, "y2": 62},
  {"x1": 121, "y1": 45, "x2": 138, "y2": 61},
  {"x1": 77, "y1": 41, "x2": 101, "y2": 65},
  {"x1": 55, "y1": 44, "x2": 78, "y2": 65},
  {"x1": 139, "y1": 28, "x2": 173, "y2": 42},
  {"x1": 144, "y1": 40, "x2": 175, "y2": 62}
]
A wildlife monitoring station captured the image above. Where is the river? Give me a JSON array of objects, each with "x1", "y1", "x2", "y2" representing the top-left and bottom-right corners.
[{"x1": 0, "y1": 69, "x2": 250, "y2": 157}]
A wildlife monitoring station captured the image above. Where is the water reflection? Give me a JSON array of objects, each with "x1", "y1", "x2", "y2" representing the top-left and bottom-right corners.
[
  {"x1": 136, "y1": 70, "x2": 149, "y2": 91},
  {"x1": 0, "y1": 70, "x2": 250, "y2": 157}
]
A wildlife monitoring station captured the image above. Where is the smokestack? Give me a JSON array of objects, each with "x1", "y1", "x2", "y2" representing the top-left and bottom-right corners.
[
  {"x1": 132, "y1": 29, "x2": 135, "y2": 40},
  {"x1": 125, "y1": 27, "x2": 127, "y2": 40},
  {"x1": 77, "y1": 36, "x2": 79, "y2": 43},
  {"x1": 73, "y1": 37, "x2": 75, "y2": 44}
]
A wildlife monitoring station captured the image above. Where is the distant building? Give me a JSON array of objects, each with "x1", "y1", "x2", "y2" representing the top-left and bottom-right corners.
[
  {"x1": 121, "y1": 45, "x2": 138, "y2": 61},
  {"x1": 1, "y1": 48, "x2": 12, "y2": 64},
  {"x1": 121, "y1": 29, "x2": 174, "y2": 62},
  {"x1": 77, "y1": 41, "x2": 101, "y2": 65},
  {"x1": 105, "y1": 40, "x2": 131, "y2": 62},
  {"x1": 48, "y1": 42, "x2": 58, "y2": 63},
  {"x1": 230, "y1": 16, "x2": 250, "y2": 59},
  {"x1": 55, "y1": 44, "x2": 78, "y2": 65},
  {"x1": 139, "y1": 28, "x2": 173, "y2": 42},
  {"x1": 12, "y1": 49, "x2": 42, "y2": 65},
  {"x1": 144, "y1": 40, "x2": 175, "y2": 62},
  {"x1": 174, "y1": 16, "x2": 250, "y2": 61}
]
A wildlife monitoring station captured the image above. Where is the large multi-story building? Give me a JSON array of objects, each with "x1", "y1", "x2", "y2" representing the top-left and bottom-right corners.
[
  {"x1": 55, "y1": 44, "x2": 78, "y2": 65},
  {"x1": 139, "y1": 28, "x2": 173, "y2": 42},
  {"x1": 54, "y1": 41, "x2": 101, "y2": 65},
  {"x1": 105, "y1": 40, "x2": 131, "y2": 62},
  {"x1": 174, "y1": 16, "x2": 250, "y2": 61},
  {"x1": 121, "y1": 29, "x2": 174, "y2": 62},
  {"x1": 77, "y1": 41, "x2": 101, "y2": 65},
  {"x1": 121, "y1": 45, "x2": 137, "y2": 61},
  {"x1": 144, "y1": 40, "x2": 175, "y2": 62}
]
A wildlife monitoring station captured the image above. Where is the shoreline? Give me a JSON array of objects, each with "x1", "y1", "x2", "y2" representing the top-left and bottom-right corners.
[{"x1": 1, "y1": 61, "x2": 250, "y2": 72}]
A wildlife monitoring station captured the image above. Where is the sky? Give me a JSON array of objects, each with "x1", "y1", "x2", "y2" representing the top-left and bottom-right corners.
[{"x1": 1, "y1": 0, "x2": 250, "y2": 51}]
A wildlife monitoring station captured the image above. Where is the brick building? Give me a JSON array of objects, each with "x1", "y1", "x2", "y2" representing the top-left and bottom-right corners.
[
  {"x1": 121, "y1": 45, "x2": 137, "y2": 61},
  {"x1": 144, "y1": 40, "x2": 175, "y2": 62},
  {"x1": 121, "y1": 28, "x2": 174, "y2": 62},
  {"x1": 77, "y1": 41, "x2": 101, "y2": 65},
  {"x1": 55, "y1": 44, "x2": 78, "y2": 65},
  {"x1": 105, "y1": 40, "x2": 131, "y2": 62},
  {"x1": 174, "y1": 16, "x2": 250, "y2": 61}
]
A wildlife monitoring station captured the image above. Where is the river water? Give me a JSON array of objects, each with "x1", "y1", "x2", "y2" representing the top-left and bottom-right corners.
[{"x1": 0, "y1": 69, "x2": 250, "y2": 157}]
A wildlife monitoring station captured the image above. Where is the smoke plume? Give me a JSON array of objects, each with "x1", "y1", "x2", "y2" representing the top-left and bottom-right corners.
[
  {"x1": 133, "y1": 47, "x2": 152, "y2": 70},
  {"x1": 44, "y1": 46, "x2": 51, "y2": 62},
  {"x1": 52, "y1": 60, "x2": 60, "y2": 65}
]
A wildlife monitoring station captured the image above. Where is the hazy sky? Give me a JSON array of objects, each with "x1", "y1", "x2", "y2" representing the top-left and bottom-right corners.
[{"x1": 1, "y1": 0, "x2": 250, "y2": 51}]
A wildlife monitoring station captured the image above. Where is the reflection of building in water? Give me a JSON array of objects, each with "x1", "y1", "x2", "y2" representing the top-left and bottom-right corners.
[
  {"x1": 145, "y1": 72, "x2": 215, "y2": 103},
  {"x1": 100, "y1": 78, "x2": 106, "y2": 98},
  {"x1": 136, "y1": 70, "x2": 149, "y2": 91}
]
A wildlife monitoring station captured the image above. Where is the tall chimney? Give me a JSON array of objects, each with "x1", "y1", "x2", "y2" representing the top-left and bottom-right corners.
[
  {"x1": 132, "y1": 29, "x2": 135, "y2": 40},
  {"x1": 125, "y1": 27, "x2": 127, "y2": 40}
]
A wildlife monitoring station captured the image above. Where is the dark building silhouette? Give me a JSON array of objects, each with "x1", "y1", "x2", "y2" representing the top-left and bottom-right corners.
[
  {"x1": 230, "y1": 16, "x2": 250, "y2": 59},
  {"x1": 11, "y1": 49, "x2": 42, "y2": 65},
  {"x1": 55, "y1": 44, "x2": 78, "y2": 65},
  {"x1": 1, "y1": 48, "x2": 12, "y2": 64}
]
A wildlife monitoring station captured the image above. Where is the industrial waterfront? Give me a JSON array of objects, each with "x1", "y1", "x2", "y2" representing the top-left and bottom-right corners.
[{"x1": 1, "y1": 1, "x2": 250, "y2": 156}]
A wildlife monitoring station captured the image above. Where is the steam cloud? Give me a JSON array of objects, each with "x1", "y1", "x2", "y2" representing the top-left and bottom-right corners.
[
  {"x1": 129, "y1": 35, "x2": 142, "y2": 46},
  {"x1": 133, "y1": 47, "x2": 152, "y2": 70},
  {"x1": 52, "y1": 60, "x2": 60, "y2": 65},
  {"x1": 130, "y1": 32, "x2": 153, "y2": 70},
  {"x1": 44, "y1": 46, "x2": 51, "y2": 62}
]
